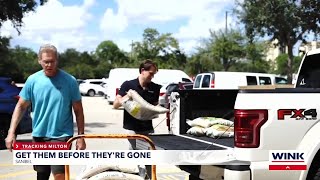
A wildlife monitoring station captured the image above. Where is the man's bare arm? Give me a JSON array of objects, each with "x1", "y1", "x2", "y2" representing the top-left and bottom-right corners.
[
  {"x1": 8, "y1": 98, "x2": 30, "y2": 135},
  {"x1": 6, "y1": 98, "x2": 30, "y2": 151},
  {"x1": 73, "y1": 100, "x2": 86, "y2": 150},
  {"x1": 72, "y1": 101, "x2": 85, "y2": 135}
]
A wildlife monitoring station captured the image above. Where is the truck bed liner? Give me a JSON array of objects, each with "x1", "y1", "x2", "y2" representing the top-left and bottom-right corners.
[{"x1": 136, "y1": 134, "x2": 234, "y2": 150}]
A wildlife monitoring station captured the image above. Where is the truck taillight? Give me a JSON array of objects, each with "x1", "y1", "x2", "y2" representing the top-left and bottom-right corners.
[
  {"x1": 210, "y1": 80, "x2": 215, "y2": 88},
  {"x1": 116, "y1": 88, "x2": 119, "y2": 96},
  {"x1": 234, "y1": 109, "x2": 268, "y2": 148}
]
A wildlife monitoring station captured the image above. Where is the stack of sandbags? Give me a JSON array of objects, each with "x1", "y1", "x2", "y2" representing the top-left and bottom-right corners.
[
  {"x1": 122, "y1": 90, "x2": 169, "y2": 120},
  {"x1": 186, "y1": 117, "x2": 234, "y2": 138},
  {"x1": 76, "y1": 165, "x2": 146, "y2": 180}
]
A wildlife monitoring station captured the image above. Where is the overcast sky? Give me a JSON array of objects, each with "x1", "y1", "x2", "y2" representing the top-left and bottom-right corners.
[{"x1": 0, "y1": 0, "x2": 238, "y2": 55}]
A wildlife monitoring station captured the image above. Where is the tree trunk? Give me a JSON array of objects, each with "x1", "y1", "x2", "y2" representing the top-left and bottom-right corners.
[{"x1": 287, "y1": 44, "x2": 294, "y2": 84}]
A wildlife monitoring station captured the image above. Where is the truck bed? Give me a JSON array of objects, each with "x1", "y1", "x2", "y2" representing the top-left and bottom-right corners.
[{"x1": 137, "y1": 134, "x2": 233, "y2": 150}]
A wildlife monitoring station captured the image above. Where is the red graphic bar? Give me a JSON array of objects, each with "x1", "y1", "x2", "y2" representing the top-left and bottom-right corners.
[
  {"x1": 269, "y1": 165, "x2": 307, "y2": 170},
  {"x1": 13, "y1": 142, "x2": 70, "y2": 150}
]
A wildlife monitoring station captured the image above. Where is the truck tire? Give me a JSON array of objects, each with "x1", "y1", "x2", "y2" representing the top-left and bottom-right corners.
[
  {"x1": 307, "y1": 151, "x2": 320, "y2": 180},
  {"x1": 88, "y1": 89, "x2": 95, "y2": 97}
]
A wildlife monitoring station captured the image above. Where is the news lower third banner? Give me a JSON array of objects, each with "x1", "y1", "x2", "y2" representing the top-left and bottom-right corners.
[{"x1": 13, "y1": 142, "x2": 236, "y2": 165}]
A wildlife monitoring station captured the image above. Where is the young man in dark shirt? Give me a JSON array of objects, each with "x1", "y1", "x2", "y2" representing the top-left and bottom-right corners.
[
  {"x1": 113, "y1": 59, "x2": 161, "y2": 147},
  {"x1": 113, "y1": 59, "x2": 161, "y2": 179}
]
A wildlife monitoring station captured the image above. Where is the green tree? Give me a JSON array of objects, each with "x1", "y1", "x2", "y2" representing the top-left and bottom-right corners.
[
  {"x1": 59, "y1": 49, "x2": 103, "y2": 79},
  {"x1": 235, "y1": 0, "x2": 320, "y2": 82},
  {"x1": 95, "y1": 40, "x2": 128, "y2": 67},
  {"x1": 185, "y1": 53, "x2": 223, "y2": 76},
  {"x1": 203, "y1": 29, "x2": 247, "y2": 71},
  {"x1": 237, "y1": 41, "x2": 270, "y2": 73},
  {"x1": 71, "y1": 64, "x2": 95, "y2": 79},
  {"x1": 0, "y1": 37, "x2": 20, "y2": 80},
  {"x1": 274, "y1": 54, "x2": 302, "y2": 75},
  {"x1": 9, "y1": 46, "x2": 39, "y2": 81},
  {"x1": 231, "y1": 60, "x2": 271, "y2": 73},
  {"x1": 0, "y1": 0, "x2": 47, "y2": 81},
  {"x1": 59, "y1": 48, "x2": 81, "y2": 68},
  {"x1": 132, "y1": 28, "x2": 186, "y2": 69}
]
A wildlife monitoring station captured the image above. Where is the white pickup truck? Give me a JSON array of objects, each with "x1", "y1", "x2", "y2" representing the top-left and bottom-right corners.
[{"x1": 137, "y1": 48, "x2": 320, "y2": 180}]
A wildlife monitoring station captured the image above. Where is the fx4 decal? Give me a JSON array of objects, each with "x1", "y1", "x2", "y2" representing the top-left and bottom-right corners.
[{"x1": 278, "y1": 109, "x2": 317, "y2": 120}]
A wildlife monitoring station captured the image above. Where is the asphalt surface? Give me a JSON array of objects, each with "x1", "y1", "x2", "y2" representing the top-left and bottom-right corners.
[{"x1": 0, "y1": 96, "x2": 189, "y2": 180}]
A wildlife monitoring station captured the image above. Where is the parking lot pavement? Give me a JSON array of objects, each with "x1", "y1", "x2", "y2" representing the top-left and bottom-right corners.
[{"x1": 0, "y1": 96, "x2": 189, "y2": 179}]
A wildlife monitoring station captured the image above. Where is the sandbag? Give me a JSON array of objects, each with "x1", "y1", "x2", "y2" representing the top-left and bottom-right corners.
[
  {"x1": 87, "y1": 171, "x2": 144, "y2": 180},
  {"x1": 186, "y1": 126, "x2": 206, "y2": 136},
  {"x1": 205, "y1": 124, "x2": 234, "y2": 138},
  {"x1": 122, "y1": 90, "x2": 169, "y2": 120},
  {"x1": 187, "y1": 117, "x2": 233, "y2": 128},
  {"x1": 77, "y1": 165, "x2": 141, "y2": 179}
]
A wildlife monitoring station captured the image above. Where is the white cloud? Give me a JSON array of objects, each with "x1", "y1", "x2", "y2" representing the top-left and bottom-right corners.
[
  {"x1": 99, "y1": 8, "x2": 128, "y2": 34},
  {"x1": 0, "y1": 0, "x2": 236, "y2": 54},
  {"x1": 0, "y1": 0, "x2": 96, "y2": 52},
  {"x1": 116, "y1": 0, "x2": 223, "y2": 22},
  {"x1": 100, "y1": 0, "x2": 235, "y2": 53},
  {"x1": 83, "y1": 0, "x2": 95, "y2": 8}
]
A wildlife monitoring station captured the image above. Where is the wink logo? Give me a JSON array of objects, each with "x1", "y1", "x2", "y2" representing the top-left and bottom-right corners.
[
  {"x1": 269, "y1": 150, "x2": 307, "y2": 170},
  {"x1": 272, "y1": 152, "x2": 304, "y2": 162}
]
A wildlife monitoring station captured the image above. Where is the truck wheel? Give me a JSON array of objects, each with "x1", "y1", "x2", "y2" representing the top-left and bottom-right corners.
[
  {"x1": 307, "y1": 151, "x2": 320, "y2": 180},
  {"x1": 88, "y1": 90, "x2": 95, "y2": 97}
]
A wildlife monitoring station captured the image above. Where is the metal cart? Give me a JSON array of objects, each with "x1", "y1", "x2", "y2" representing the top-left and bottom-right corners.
[{"x1": 65, "y1": 134, "x2": 157, "y2": 180}]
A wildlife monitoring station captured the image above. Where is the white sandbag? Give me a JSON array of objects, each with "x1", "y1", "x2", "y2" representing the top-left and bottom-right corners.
[
  {"x1": 117, "y1": 165, "x2": 141, "y2": 174},
  {"x1": 122, "y1": 90, "x2": 169, "y2": 120},
  {"x1": 187, "y1": 117, "x2": 233, "y2": 128},
  {"x1": 77, "y1": 165, "x2": 140, "y2": 179},
  {"x1": 186, "y1": 126, "x2": 206, "y2": 136},
  {"x1": 87, "y1": 171, "x2": 144, "y2": 180},
  {"x1": 187, "y1": 118, "x2": 211, "y2": 128},
  {"x1": 207, "y1": 119, "x2": 234, "y2": 126},
  {"x1": 205, "y1": 124, "x2": 234, "y2": 138},
  {"x1": 77, "y1": 165, "x2": 118, "y2": 179}
]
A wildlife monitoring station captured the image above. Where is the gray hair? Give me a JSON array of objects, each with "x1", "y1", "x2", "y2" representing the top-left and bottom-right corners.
[{"x1": 38, "y1": 44, "x2": 58, "y2": 60}]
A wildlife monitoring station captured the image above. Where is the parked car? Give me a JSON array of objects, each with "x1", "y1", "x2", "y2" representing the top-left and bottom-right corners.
[
  {"x1": 155, "y1": 73, "x2": 192, "y2": 107},
  {"x1": 163, "y1": 81, "x2": 193, "y2": 108},
  {"x1": 0, "y1": 77, "x2": 32, "y2": 149},
  {"x1": 159, "y1": 78, "x2": 193, "y2": 107},
  {"x1": 79, "y1": 79, "x2": 107, "y2": 97},
  {"x1": 98, "y1": 80, "x2": 108, "y2": 98},
  {"x1": 77, "y1": 79, "x2": 85, "y2": 85}
]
